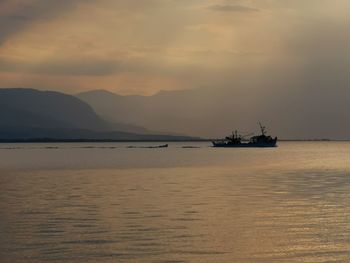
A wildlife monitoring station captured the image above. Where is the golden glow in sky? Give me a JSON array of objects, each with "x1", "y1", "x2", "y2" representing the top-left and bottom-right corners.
[{"x1": 0, "y1": 0, "x2": 350, "y2": 95}]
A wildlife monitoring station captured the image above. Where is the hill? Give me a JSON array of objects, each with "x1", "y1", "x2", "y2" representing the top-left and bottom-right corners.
[
  {"x1": 77, "y1": 84, "x2": 350, "y2": 140},
  {"x1": 0, "y1": 88, "x2": 198, "y2": 141}
]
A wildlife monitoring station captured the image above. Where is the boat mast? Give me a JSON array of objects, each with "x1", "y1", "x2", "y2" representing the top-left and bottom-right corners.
[{"x1": 259, "y1": 122, "x2": 266, "y2": 136}]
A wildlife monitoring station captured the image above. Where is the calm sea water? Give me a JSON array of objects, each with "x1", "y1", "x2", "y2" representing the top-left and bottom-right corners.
[{"x1": 1, "y1": 142, "x2": 350, "y2": 263}]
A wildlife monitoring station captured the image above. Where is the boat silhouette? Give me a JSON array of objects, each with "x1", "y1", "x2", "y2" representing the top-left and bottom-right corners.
[{"x1": 212, "y1": 123, "x2": 277, "y2": 148}]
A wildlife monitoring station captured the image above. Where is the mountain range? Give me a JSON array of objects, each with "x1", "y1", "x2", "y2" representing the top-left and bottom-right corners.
[
  {"x1": 77, "y1": 88, "x2": 275, "y2": 138},
  {"x1": 77, "y1": 84, "x2": 350, "y2": 140},
  {"x1": 2, "y1": 83, "x2": 350, "y2": 141},
  {"x1": 0, "y1": 88, "x2": 198, "y2": 141}
]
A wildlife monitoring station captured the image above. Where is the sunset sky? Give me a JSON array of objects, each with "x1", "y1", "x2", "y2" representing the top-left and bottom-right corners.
[{"x1": 0, "y1": 0, "x2": 350, "y2": 95}]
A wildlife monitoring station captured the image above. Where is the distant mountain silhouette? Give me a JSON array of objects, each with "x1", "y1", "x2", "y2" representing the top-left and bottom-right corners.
[
  {"x1": 0, "y1": 88, "x2": 198, "y2": 141},
  {"x1": 77, "y1": 88, "x2": 254, "y2": 138},
  {"x1": 77, "y1": 86, "x2": 350, "y2": 140},
  {"x1": 77, "y1": 88, "x2": 215, "y2": 137},
  {"x1": 0, "y1": 127, "x2": 198, "y2": 142},
  {"x1": 0, "y1": 88, "x2": 108, "y2": 130}
]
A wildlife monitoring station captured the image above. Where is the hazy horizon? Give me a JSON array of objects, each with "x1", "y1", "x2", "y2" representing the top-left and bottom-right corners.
[{"x1": 1, "y1": 0, "x2": 350, "y2": 138}]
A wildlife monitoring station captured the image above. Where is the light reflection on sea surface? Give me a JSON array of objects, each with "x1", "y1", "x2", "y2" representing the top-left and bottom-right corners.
[{"x1": 1, "y1": 142, "x2": 350, "y2": 262}]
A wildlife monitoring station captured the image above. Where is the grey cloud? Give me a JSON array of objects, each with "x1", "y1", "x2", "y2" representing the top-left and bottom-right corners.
[
  {"x1": 207, "y1": 4, "x2": 259, "y2": 12},
  {"x1": 0, "y1": 0, "x2": 90, "y2": 45},
  {"x1": 35, "y1": 59, "x2": 125, "y2": 76},
  {"x1": 0, "y1": 54, "x2": 187, "y2": 77},
  {"x1": 0, "y1": 56, "x2": 126, "y2": 76}
]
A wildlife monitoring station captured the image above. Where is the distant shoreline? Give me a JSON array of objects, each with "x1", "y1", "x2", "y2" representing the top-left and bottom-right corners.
[
  {"x1": 0, "y1": 139, "x2": 346, "y2": 143},
  {"x1": 0, "y1": 139, "x2": 208, "y2": 143}
]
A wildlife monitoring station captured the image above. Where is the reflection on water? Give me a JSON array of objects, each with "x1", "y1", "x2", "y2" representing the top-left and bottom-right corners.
[{"x1": 1, "y1": 142, "x2": 350, "y2": 262}]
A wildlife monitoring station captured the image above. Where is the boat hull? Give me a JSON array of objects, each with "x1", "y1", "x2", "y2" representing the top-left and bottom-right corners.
[{"x1": 212, "y1": 140, "x2": 277, "y2": 148}]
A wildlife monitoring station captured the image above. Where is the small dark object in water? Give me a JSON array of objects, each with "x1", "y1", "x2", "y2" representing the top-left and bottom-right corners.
[
  {"x1": 127, "y1": 144, "x2": 168, "y2": 149},
  {"x1": 154, "y1": 144, "x2": 168, "y2": 148}
]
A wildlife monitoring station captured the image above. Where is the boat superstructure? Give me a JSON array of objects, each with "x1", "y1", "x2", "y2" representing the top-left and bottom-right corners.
[{"x1": 212, "y1": 123, "x2": 277, "y2": 148}]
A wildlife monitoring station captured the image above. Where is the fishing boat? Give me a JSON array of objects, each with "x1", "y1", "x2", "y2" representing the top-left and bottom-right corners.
[{"x1": 212, "y1": 123, "x2": 277, "y2": 148}]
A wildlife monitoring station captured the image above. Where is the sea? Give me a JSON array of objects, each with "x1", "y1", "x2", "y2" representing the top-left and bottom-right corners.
[{"x1": 1, "y1": 141, "x2": 350, "y2": 263}]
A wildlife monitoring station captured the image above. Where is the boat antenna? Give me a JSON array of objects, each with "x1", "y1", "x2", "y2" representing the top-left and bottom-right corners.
[{"x1": 259, "y1": 122, "x2": 266, "y2": 136}]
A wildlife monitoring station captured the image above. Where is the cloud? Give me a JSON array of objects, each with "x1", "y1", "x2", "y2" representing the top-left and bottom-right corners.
[
  {"x1": 0, "y1": 56, "x2": 125, "y2": 76},
  {"x1": 207, "y1": 4, "x2": 259, "y2": 12},
  {"x1": 0, "y1": 0, "x2": 89, "y2": 45}
]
